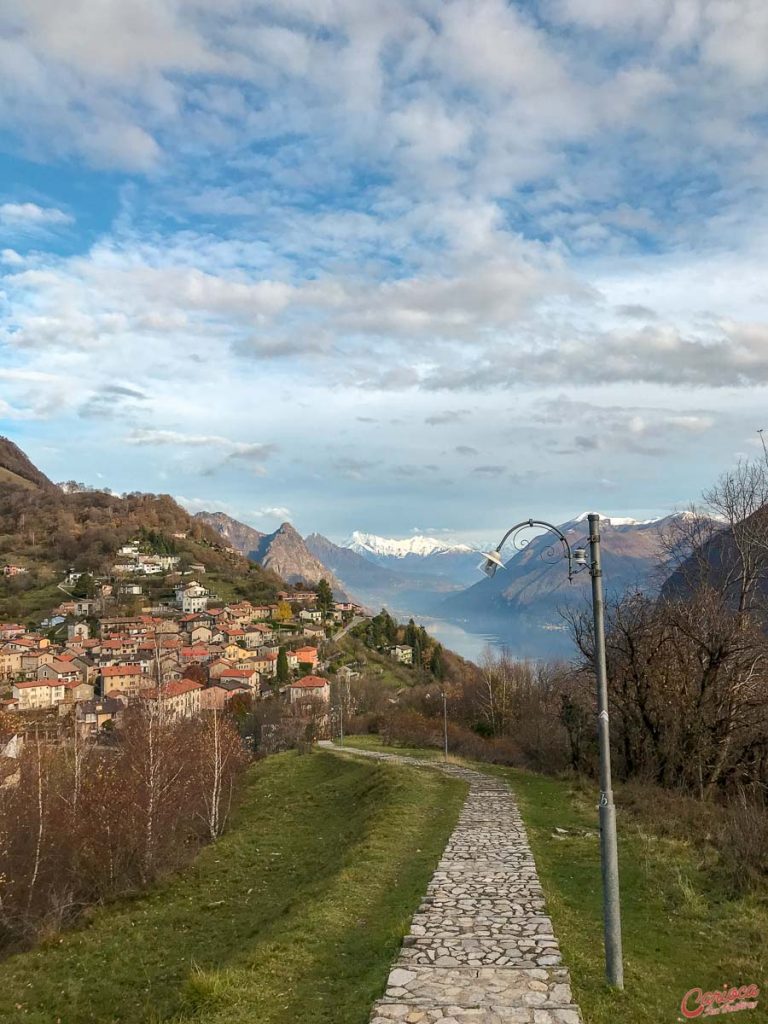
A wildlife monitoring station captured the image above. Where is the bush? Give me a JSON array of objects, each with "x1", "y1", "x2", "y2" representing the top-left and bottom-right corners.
[
  {"x1": 376, "y1": 710, "x2": 525, "y2": 767},
  {"x1": 715, "y1": 796, "x2": 768, "y2": 894},
  {"x1": 0, "y1": 708, "x2": 248, "y2": 952}
]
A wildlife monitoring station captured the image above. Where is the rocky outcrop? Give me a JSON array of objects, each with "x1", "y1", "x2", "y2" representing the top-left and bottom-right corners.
[
  {"x1": 195, "y1": 511, "x2": 266, "y2": 557},
  {"x1": 197, "y1": 514, "x2": 345, "y2": 595}
]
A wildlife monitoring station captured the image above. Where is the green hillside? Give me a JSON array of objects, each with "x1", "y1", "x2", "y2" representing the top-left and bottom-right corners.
[
  {"x1": 0, "y1": 437, "x2": 282, "y2": 619},
  {"x1": 0, "y1": 750, "x2": 466, "y2": 1024}
]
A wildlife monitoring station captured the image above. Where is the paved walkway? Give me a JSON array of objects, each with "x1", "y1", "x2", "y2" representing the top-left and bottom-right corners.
[{"x1": 320, "y1": 744, "x2": 583, "y2": 1024}]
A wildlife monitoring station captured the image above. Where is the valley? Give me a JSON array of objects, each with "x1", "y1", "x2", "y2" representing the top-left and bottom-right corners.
[{"x1": 199, "y1": 511, "x2": 689, "y2": 662}]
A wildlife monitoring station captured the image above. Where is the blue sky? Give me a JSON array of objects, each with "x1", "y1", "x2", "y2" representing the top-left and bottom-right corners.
[{"x1": 2, "y1": 0, "x2": 768, "y2": 543}]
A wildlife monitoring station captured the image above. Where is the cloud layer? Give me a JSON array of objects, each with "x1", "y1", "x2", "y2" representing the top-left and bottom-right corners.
[{"x1": 1, "y1": 1, "x2": 768, "y2": 536}]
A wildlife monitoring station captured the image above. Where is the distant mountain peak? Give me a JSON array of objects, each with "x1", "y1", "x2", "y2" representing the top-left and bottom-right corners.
[
  {"x1": 274, "y1": 521, "x2": 300, "y2": 537},
  {"x1": 346, "y1": 530, "x2": 477, "y2": 558},
  {"x1": 566, "y1": 512, "x2": 664, "y2": 528},
  {"x1": 197, "y1": 511, "x2": 344, "y2": 594},
  {"x1": 563, "y1": 510, "x2": 701, "y2": 531},
  {"x1": 0, "y1": 436, "x2": 57, "y2": 491}
]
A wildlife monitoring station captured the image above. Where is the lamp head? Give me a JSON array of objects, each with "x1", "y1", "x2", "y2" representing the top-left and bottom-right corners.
[
  {"x1": 479, "y1": 549, "x2": 505, "y2": 578},
  {"x1": 572, "y1": 547, "x2": 588, "y2": 567}
]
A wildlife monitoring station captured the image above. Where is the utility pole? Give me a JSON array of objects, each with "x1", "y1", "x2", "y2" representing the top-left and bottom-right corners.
[
  {"x1": 588, "y1": 513, "x2": 624, "y2": 989},
  {"x1": 339, "y1": 683, "x2": 344, "y2": 746},
  {"x1": 442, "y1": 689, "x2": 448, "y2": 761},
  {"x1": 480, "y1": 514, "x2": 624, "y2": 989}
]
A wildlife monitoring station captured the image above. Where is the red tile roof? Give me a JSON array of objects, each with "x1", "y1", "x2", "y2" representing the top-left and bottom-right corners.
[
  {"x1": 291, "y1": 675, "x2": 328, "y2": 689},
  {"x1": 144, "y1": 678, "x2": 203, "y2": 699},
  {"x1": 102, "y1": 664, "x2": 143, "y2": 677}
]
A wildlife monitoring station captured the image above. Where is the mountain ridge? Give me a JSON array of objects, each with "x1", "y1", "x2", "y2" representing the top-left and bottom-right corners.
[
  {"x1": 196, "y1": 512, "x2": 345, "y2": 595},
  {"x1": 0, "y1": 441, "x2": 283, "y2": 619},
  {"x1": 440, "y1": 513, "x2": 686, "y2": 628},
  {"x1": 346, "y1": 531, "x2": 477, "y2": 558}
]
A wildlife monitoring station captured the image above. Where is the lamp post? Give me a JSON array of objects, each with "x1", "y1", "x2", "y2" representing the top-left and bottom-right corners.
[
  {"x1": 441, "y1": 688, "x2": 448, "y2": 761},
  {"x1": 480, "y1": 514, "x2": 624, "y2": 989},
  {"x1": 426, "y1": 689, "x2": 449, "y2": 761},
  {"x1": 339, "y1": 687, "x2": 344, "y2": 746},
  {"x1": 336, "y1": 679, "x2": 348, "y2": 746}
]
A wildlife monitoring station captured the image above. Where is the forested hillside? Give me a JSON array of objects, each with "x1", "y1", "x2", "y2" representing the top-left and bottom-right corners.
[{"x1": 0, "y1": 438, "x2": 282, "y2": 618}]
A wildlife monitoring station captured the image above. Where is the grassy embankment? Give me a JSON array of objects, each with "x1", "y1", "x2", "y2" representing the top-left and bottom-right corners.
[
  {"x1": 0, "y1": 749, "x2": 466, "y2": 1024},
  {"x1": 333, "y1": 635, "x2": 423, "y2": 690},
  {"x1": 339, "y1": 736, "x2": 768, "y2": 1024}
]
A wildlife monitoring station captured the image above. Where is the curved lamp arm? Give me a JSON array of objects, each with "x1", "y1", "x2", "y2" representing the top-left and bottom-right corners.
[{"x1": 479, "y1": 518, "x2": 586, "y2": 582}]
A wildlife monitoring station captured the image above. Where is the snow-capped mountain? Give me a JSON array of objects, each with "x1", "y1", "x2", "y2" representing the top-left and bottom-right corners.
[
  {"x1": 440, "y1": 512, "x2": 691, "y2": 645},
  {"x1": 346, "y1": 531, "x2": 477, "y2": 559},
  {"x1": 561, "y1": 512, "x2": 675, "y2": 530},
  {"x1": 342, "y1": 531, "x2": 483, "y2": 589}
]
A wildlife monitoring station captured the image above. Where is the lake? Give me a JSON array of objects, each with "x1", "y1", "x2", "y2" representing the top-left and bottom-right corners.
[{"x1": 395, "y1": 610, "x2": 576, "y2": 665}]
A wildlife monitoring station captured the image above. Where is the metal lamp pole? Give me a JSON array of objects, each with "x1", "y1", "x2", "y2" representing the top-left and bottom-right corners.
[
  {"x1": 339, "y1": 682, "x2": 345, "y2": 746},
  {"x1": 480, "y1": 514, "x2": 624, "y2": 989},
  {"x1": 587, "y1": 514, "x2": 623, "y2": 989},
  {"x1": 442, "y1": 689, "x2": 448, "y2": 761}
]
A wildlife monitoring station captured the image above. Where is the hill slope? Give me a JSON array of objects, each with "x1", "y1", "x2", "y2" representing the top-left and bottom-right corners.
[
  {"x1": 197, "y1": 512, "x2": 344, "y2": 594},
  {"x1": 0, "y1": 437, "x2": 57, "y2": 491},
  {"x1": 441, "y1": 514, "x2": 679, "y2": 635},
  {"x1": 0, "y1": 752, "x2": 465, "y2": 1024},
  {"x1": 0, "y1": 440, "x2": 282, "y2": 618},
  {"x1": 661, "y1": 509, "x2": 768, "y2": 609}
]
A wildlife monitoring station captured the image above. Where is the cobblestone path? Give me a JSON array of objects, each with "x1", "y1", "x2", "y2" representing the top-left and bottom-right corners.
[{"x1": 322, "y1": 745, "x2": 583, "y2": 1024}]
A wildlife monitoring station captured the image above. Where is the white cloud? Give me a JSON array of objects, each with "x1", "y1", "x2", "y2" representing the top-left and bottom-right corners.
[
  {"x1": 125, "y1": 429, "x2": 276, "y2": 462},
  {"x1": 0, "y1": 202, "x2": 72, "y2": 225},
  {"x1": 1, "y1": 0, "x2": 768, "y2": 540},
  {"x1": 255, "y1": 506, "x2": 291, "y2": 519}
]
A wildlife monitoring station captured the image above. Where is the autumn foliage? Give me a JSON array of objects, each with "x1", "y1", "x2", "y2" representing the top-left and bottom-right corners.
[{"x1": 0, "y1": 707, "x2": 248, "y2": 950}]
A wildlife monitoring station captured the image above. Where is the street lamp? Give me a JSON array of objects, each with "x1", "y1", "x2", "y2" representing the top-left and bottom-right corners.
[
  {"x1": 335, "y1": 680, "x2": 349, "y2": 746},
  {"x1": 480, "y1": 513, "x2": 624, "y2": 990},
  {"x1": 426, "y1": 689, "x2": 449, "y2": 761}
]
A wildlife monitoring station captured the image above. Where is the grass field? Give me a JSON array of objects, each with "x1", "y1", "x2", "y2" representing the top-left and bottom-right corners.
[
  {"x1": 335, "y1": 733, "x2": 446, "y2": 760},
  {"x1": 0, "y1": 749, "x2": 467, "y2": 1024},
  {"x1": 339, "y1": 736, "x2": 768, "y2": 1024},
  {"x1": 500, "y1": 767, "x2": 767, "y2": 1024},
  {"x1": 335, "y1": 636, "x2": 421, "y2": 690}
]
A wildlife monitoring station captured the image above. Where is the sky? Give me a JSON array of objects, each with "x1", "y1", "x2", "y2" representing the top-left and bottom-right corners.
[{"x1": 2, "y1": 0, "x2": 768, "y2": 544}]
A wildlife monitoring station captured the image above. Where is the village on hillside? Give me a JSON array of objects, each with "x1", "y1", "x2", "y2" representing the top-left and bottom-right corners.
[{"x1": 0, "y1": 538, "x2": 389, "y2": 762}]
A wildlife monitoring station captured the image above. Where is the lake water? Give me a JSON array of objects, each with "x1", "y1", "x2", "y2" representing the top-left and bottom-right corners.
[
  {"x1": 395, "y1": 609, "x2": 575, "y2": 665},
  {"x1": 407, "y1": 615, "x2": 502, "y2": 664}
]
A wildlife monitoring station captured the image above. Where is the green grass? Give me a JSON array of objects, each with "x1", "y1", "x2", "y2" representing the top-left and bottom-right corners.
[
  {"x1": 336, "y1": 636, "x2": 420, "y2": 690},
  {"x1": 497, "y1": 767, "x2": 768, "y2": 1024},
  {"x1": 340, "y1": 737, "x2": 768, "y2": 1024},
  {"x1": 0, "y1": 576, "x2": 64, "y2": 622},
  {"x1": 336, "y1": 734, "x2": 445, "y2": 760},
  {"x1": 0, "y1": 750, "x2": 467, "y2": 1024}
]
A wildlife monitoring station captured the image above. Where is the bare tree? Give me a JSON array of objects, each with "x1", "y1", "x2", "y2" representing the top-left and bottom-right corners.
[{"x1": 197, "y1": 711, "x2": 246, "y2": 840}]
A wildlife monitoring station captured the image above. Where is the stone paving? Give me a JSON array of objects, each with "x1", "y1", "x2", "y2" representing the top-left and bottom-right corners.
[{"x1": 321, "y1": 745, "x2": 583, "y2": 1024}]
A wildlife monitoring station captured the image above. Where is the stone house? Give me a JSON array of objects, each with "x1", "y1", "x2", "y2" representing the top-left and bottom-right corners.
[
  {"x1": 200, "y1": 679, "x2": 250, "y2": 710},
  {"x1": 101, "y1": 663, "x2": 150, "y2": 698},
  {"x1": 391, "y1": 645, "x2": 413, "y2": 665},
  {"x1": 287, "y1": 675, "x2": 330, "y2": 704},
  {"x1": 143, "y1": 678, "x2": 203, "y2": 718}
]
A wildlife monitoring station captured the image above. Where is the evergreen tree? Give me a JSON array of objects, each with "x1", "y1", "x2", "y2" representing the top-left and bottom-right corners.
[
  {"x1": 413, "y1": 636, "x2": 422, "y2": 673},
  {"x1": 316, "y1": 578, "x2": 334, "y2": 617},
  {"x1": 384, "y1": 611, "x2": 398, "y2": 644},
  {"x1": 430, "y1": 644, "x2": 445, "y2": 680},
  {"x1": 276, "y1": 646, "x2": 290, "y2": 684}
]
